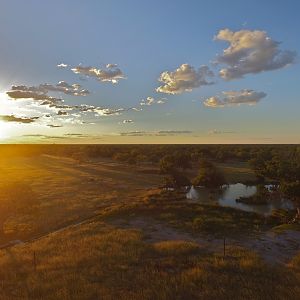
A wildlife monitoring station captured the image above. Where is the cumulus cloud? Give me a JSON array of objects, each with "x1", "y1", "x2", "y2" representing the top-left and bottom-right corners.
[
  {"x1": 140, "y1": 96, "x2": 167, "y2": 106},
  {"x1": 9, "y1": 81, "x2": 89, "y2": 98},
  {"x1": 140, "y1": 97, "x2": 155, "y2": 106},
  {"x1": 0, "y1": 115, "x2": 39, "y2": 123},
  {"x1": 156, "y1": 64, "x2": 214, "y2": 94},
  {"x1": 215, "y1": 29, "x2": 297, "y2": 80},
  {"x1": 94, "y1": 108, "x2": 126, "y2": 116},
  {"x1": 203, "y1": 89, "x2": 267, "y2": 108},
  {"x1": 71, "y1": 64, "x2": 125, "y2": 83},
  {"x1": 39, "y1": 81, "x2": 89, "y2": 96},
  {"x1": 57, "y1": 63, "x2": 68, "y2": 68}
]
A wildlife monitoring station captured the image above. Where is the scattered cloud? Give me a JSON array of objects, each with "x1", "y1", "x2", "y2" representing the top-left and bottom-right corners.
[
  {"x1": 57, "y1": 63, "x2": 68, "y2": 68},
  {"x1": 157, "y1": 130, "x2": 192, "y2": 135},
  {"x1": 203, "y1": 89, "x2": 267, "y2": 108},
  {"x1": 132, "y1": 107, "x2": 142, "y2": 112},
  {"x1": 122, "y1": 119, "x2": 134, "y2": 124},
  {"x1": 120, "y1": 130, "x2": 192, "y2": 136},
  {"x1": 71, "y1": 64, "x2": 125, "y2": 83},
  {"x1": 94, "y1": 108, "x2": 126, "y2": 116},
  {"x1": 57, "y1": 110, "x2": 69, "y2": 116},
  {"x1": 0, "y1": 115, "x2": 39, "y2": 123},
  {"x1": 7, "y1": 89, "x2": 61, "y2": 104},
  {"x1": 208, "y1": 129, "x2": 236, "y2": 134},
  {"x1": 47, "y1": 124, "x2": 63, "y2": 128},
  {"x1": 140, "y1": 96, "x2": 167, "y2": 106},
  {"x1": 156, "y1": 64, "x2": 214, "y2": 94},
  {"x1": 39, "y1": 81, "x2": 90, "y2": 96},
  {"x1": 215, "y1": 29, "x2": 297, "y2": 80},
  {"x1": 64, "y1": 133, "x2": 90, "y2": 138},
  {"x1": 140, "y1": 97, "x2": 155, "y2": 106},
  {"x1": 8, "y1": 81, "x2": 89, "y2": 99}
]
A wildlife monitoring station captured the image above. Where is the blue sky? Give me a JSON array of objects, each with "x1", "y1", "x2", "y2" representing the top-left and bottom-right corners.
[{"x1": 0, "y1": 0, "x2": 299, "y2": 143}]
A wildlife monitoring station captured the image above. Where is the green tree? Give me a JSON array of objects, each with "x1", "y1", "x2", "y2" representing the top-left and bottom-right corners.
[
  {"x1": 164, "y1": 171, "x2": 190, "y2": 188},
  {"x1": 192, "y1": 161, "x2": 226, "y2": 188}
]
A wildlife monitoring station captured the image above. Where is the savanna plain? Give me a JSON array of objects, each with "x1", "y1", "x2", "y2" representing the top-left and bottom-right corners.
[{"x1": 0, "y1": 144, "x2": 299, "y2": 300}]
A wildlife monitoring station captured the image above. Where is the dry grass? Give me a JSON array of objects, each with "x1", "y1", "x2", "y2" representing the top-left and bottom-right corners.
[
  {"x1": 0, "y1": 154, "x2": 161, "y2": 243},
  {"x1": 216, "y1": 161, "x2": 257, "y2": 184},
  {"x1": 0, "y1": 219, "x2": 299, "y2": 300},
  {"x1": 0, "y1": 152, "x2": 299, "y2": 299}
]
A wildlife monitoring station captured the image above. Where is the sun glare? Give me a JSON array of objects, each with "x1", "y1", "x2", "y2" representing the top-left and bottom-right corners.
[
  {"x1": 0, "y1": 92, "x2": 12, "y2": 140},
  {"x1": 0, "y1": 121, "x2": 9, "y2": 140}
]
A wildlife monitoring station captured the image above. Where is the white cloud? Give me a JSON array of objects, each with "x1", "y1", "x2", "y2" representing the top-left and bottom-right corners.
[
  {"x1": 140, "y1": 97, "x2": 155, "y2": 106},
  {"x1": 156, "y1": 64, "x2": 214, "y2": 94},
  {"x1": 140, "y1": 96, "x2": 167, "y2": 106},
  {"x1": 122, "y1": 119, "x2": 134, "y2": 124},
  {"x1": 94, "y1": 108, "x2": 126, "y2": 116},
  {"x1": 71, "y1": 64, "x2": 125, "y2": 83},
  {"x1": 203, "y1": 89, "x2": 267, "y2": 108},
  {"x1": 40, "y1": 81, "x2": 90, "y2": 96},
  {"x1": 57, "y1": 63, "x2": 68, "y2": 68},
  {"x1": 215, "y1": 29, "x2": 297, "y2": 80}
]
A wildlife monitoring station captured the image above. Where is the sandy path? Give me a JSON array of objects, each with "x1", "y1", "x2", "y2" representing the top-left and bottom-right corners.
[{"x1": 111, "y1": 217, "x2": 300, "y2": 265}]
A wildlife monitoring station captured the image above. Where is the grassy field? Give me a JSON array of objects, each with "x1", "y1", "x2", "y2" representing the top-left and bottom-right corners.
[
  {"x1": 0, "y1": 153, "x2": 299, "y2": 299},
  {"x1": 0, "y1": 218, "x2": 299, "y2": 300},
  {"x1": 216, "y1": 161, "x2": 257, "y2": 184},
  {"x1": 0, "y1": 154, "x2": 162, "y2": 244}
]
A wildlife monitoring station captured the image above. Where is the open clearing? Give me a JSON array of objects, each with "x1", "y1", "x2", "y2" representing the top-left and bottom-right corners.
[{"x1": 0, "y1": 154, "x2": 162, "y2": 244}]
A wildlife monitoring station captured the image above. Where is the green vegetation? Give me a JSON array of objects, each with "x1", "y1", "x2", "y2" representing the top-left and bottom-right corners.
[
  {"x1": 192, "y1": 160, "x2": 226, "y2": 188},
  {"x1": 236, "y1": 185, "x2": 270, "y2": 205},
  {"x1": 102, "y1": 189, "x2": 277, "y2": 237}
]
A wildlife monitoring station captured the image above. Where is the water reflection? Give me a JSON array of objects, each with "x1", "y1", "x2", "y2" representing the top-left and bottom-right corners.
[{"x1": 186, "y1": 183, "x2": 294, "y2": 215}]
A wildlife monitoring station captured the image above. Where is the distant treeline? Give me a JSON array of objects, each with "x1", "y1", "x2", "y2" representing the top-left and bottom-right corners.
[
  {"x1": 1, "y1": 144, "x2": 299, "y2": 164},
  {"x1": 1, "y1": 143, "x2": 299, "y2": 206}
]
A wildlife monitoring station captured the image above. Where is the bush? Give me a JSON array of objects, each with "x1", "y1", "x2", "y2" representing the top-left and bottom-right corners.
[
  {"x1": 164, "y1": 171, "x2": 190, "y2": 188},
  {"x1": 192, "y1": 161, "x2": 226, "y2": 188}
]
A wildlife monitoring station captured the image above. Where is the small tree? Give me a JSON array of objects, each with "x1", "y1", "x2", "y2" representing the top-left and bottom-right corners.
[
  {"x1": 159, "y1": 155, "x2": 176, "y2": 174},
  {"x1": 192, "y1": 161, "x2": 226, "y2": 188},
  {"x1": 281, "y1": 180, "x2": 300, "y2": 222},
  {"x1": 164, "y1": 171, "x2": 190, "y2": 188}
]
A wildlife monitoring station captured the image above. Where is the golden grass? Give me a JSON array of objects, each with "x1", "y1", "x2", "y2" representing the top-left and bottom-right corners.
[
  {"x1": 0, "y1": 154, "x2": 161, "y2": 243},
  {"x1": 0, "y1": 219, "x2": 299, "y2": 300},
  {"x1": 153, "y1": 240, "x2": 201, "y2": 256},
  {"x1": 0, "y1": 152, "x2": 298, "y2": 299}
]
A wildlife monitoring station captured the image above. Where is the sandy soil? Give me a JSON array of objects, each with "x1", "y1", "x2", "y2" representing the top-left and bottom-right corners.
[{"x1": 111, "y1": 217, "x2": 300, "y2": 265}]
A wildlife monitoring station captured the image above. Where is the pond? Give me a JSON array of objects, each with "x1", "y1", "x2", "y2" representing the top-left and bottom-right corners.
[{"x1": 186, "y1": 183, "x2": 294, "y2": 215}]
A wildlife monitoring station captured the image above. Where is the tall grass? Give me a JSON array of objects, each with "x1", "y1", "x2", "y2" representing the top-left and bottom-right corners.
[{"x1": 0, "y1": 220, "x2": 299, "y2": 300}]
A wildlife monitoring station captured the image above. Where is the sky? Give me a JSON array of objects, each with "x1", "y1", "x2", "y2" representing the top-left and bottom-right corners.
[{"x1": 0, "y1": 0, "x2": 299, "y2": 144}]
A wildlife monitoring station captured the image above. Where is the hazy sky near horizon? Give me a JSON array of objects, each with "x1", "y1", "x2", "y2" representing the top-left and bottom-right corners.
[{"x1": 0, "y1": 0, "x2": 299, "y2": 143}]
